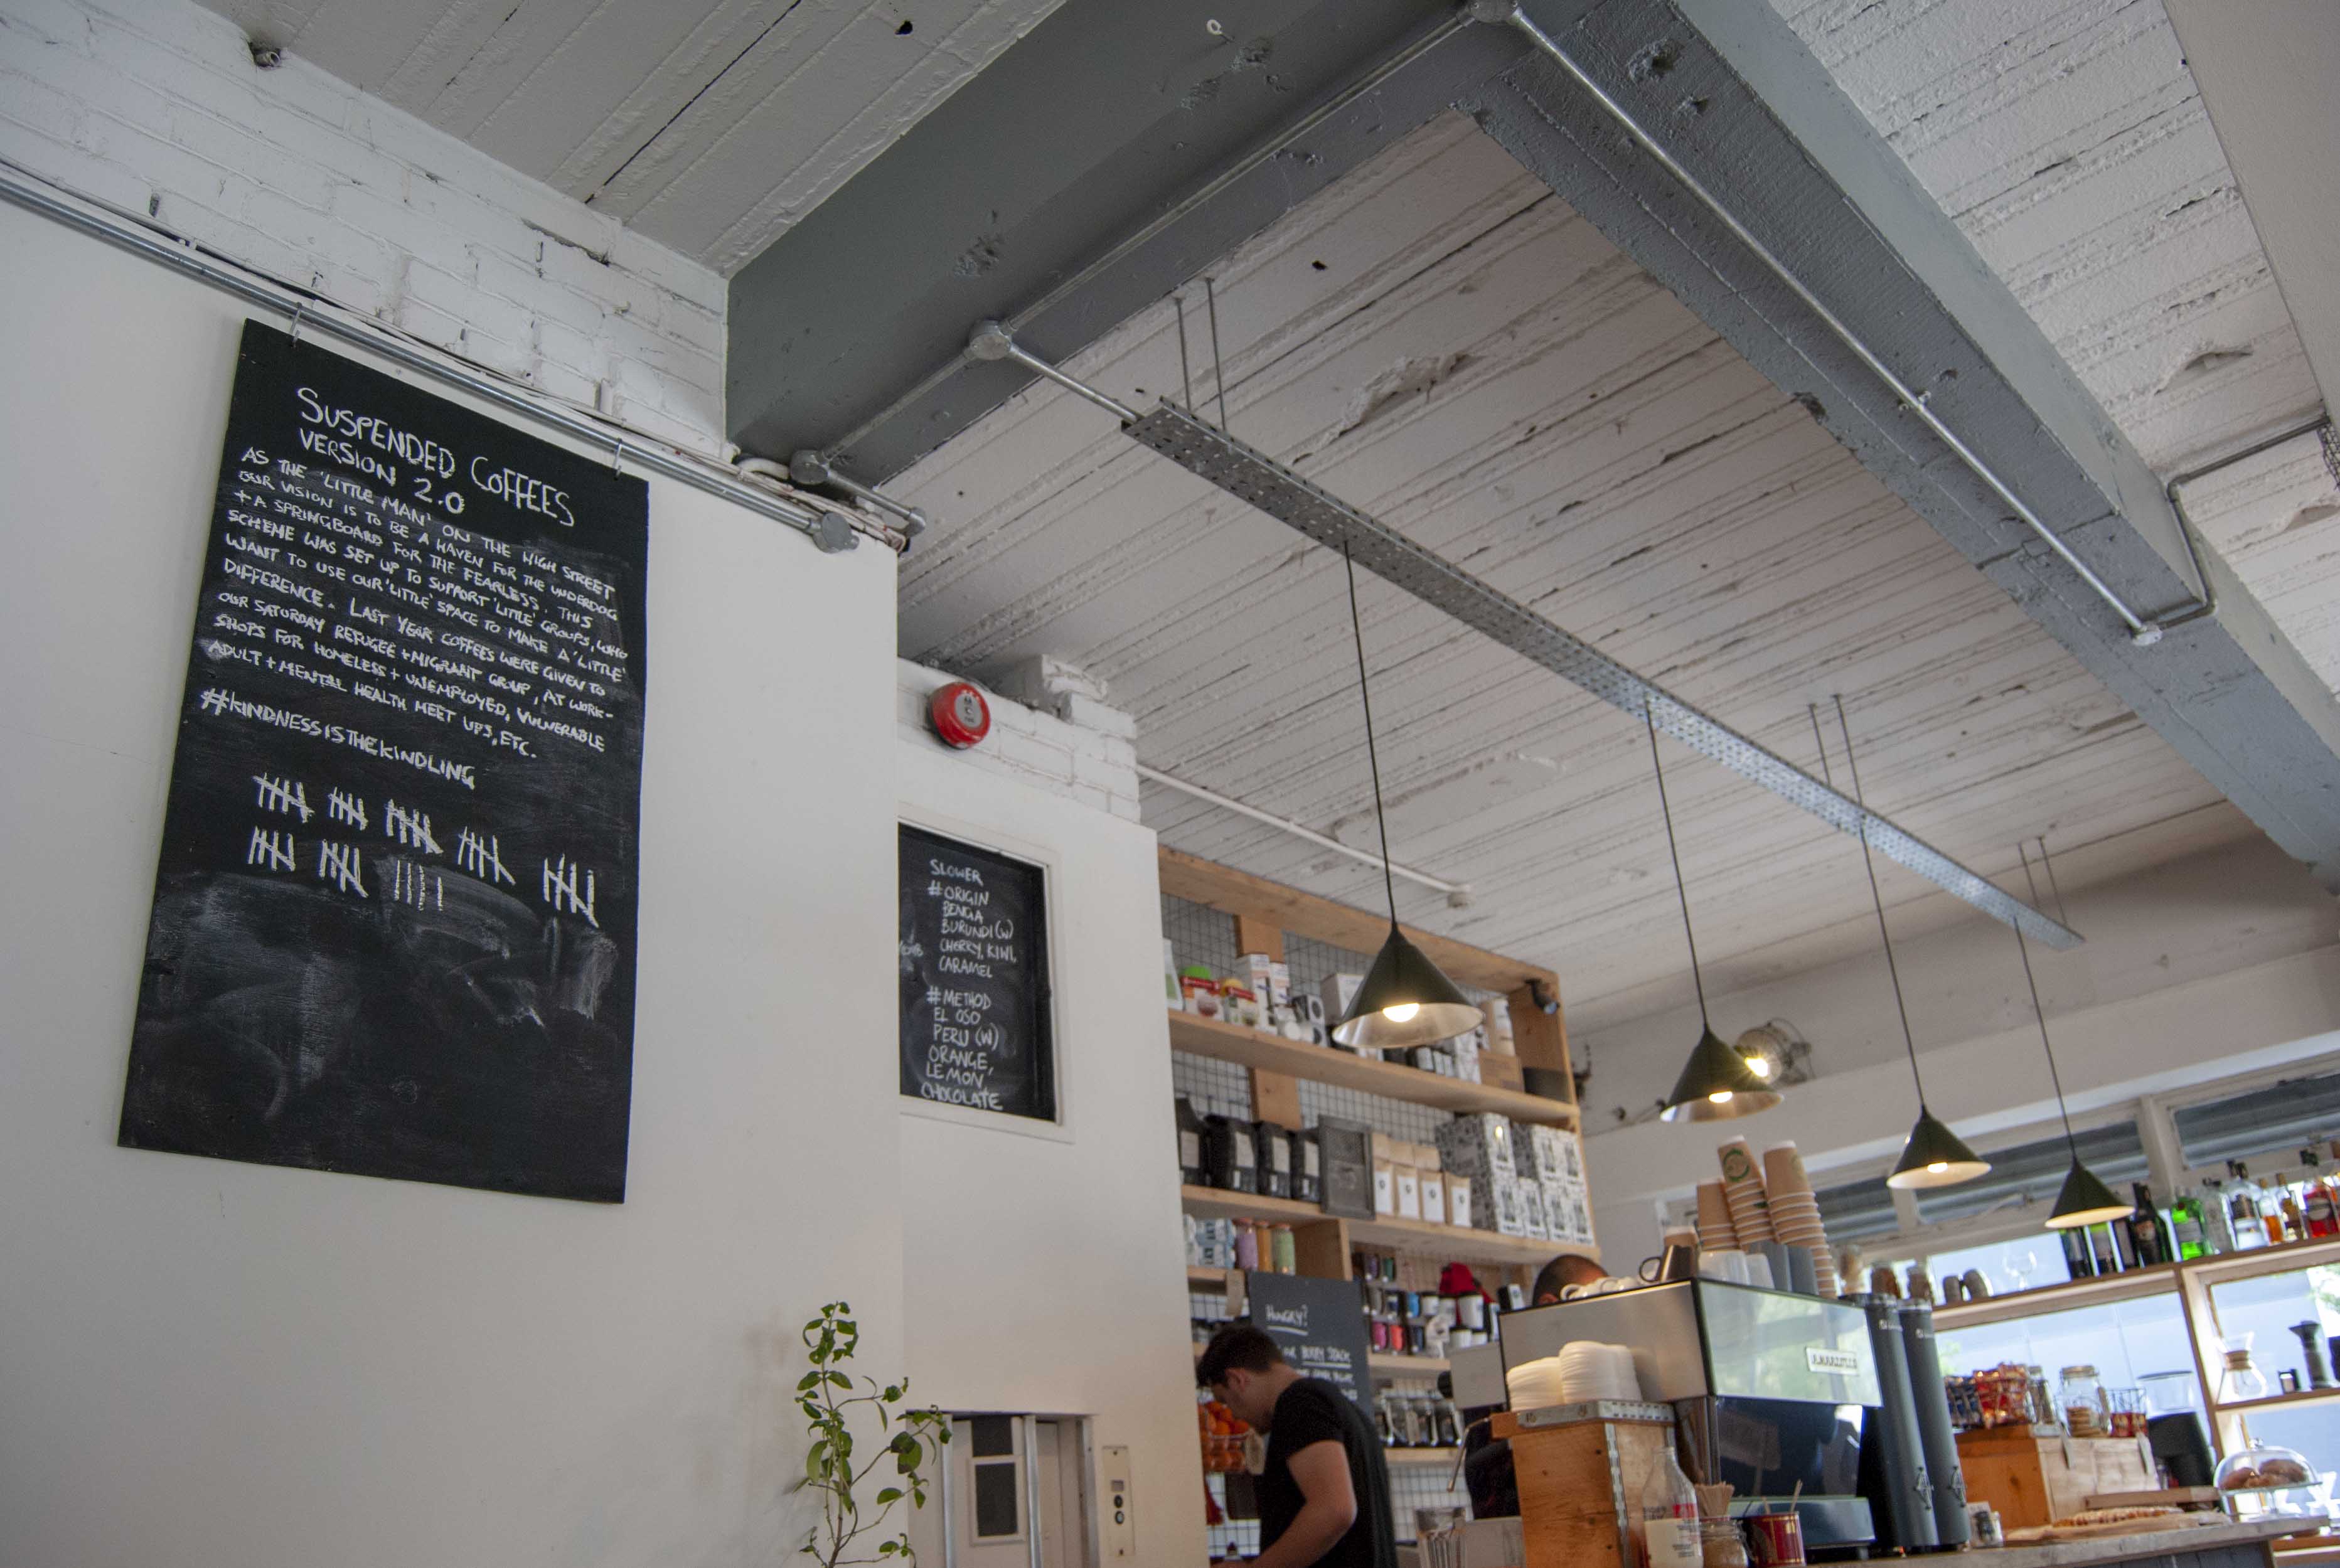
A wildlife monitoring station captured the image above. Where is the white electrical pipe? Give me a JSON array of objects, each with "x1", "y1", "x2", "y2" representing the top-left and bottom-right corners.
[{"x1": 1136, "y1": 763, "x2": 1472, "y2": 902}]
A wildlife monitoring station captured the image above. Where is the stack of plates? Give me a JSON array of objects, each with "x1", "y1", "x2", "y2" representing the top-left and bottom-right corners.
[
  {"x1": 1555, "y1": 1341, "x2": 1642, "y2": 1404},
  {"x1": 1506, "y1": 1356, "x2": 1569, "y2": 1411},
  {"x1": 1763, "y1": 1143, "x2": 1832, "y2": 1293},
  {"x1": 1694, "y1": 1181, "x2": 1737, "y2": 1252},
  {"x1": 1718, "y1": 1138, "x2": 1775, "y2": 1244}
]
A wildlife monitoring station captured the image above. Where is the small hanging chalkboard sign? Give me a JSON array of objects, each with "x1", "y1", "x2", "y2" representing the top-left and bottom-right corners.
[
  {"x1": 898, "y1": 824, "x2": 1055, "y2": 1121},
  {"x1": 1244, "y1": 1270, "x2": 1377, "y2": 1414}
]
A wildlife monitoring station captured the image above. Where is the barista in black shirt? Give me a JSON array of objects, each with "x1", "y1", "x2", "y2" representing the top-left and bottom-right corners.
[{"x1": 1198, "y1": 1325, "x2": 1396, "y2": 1568}]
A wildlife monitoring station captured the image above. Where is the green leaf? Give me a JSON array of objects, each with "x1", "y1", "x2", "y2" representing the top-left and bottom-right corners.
[
  {"x1": 827, "y1": 1372, "x2": 851, "y2": 1389},
  {"x1": 882, "y1": 1384, "x2": 902, "y2": 1402},
  {"x1": 894, "y1": 1438, "x2": 922, "y2": 1473},
  {"x1": 875, "y1": 1488, "x2": 902, "y2": 1507},
  {"x1": 806, "y1": 1443, "x2": 829, "y2": 1481}
]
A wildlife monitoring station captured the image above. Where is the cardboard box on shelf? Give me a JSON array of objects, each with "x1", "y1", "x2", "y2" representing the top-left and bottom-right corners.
[{"x1": 1437, "y1": 1114, "x2": 1517, "y2": 1180}]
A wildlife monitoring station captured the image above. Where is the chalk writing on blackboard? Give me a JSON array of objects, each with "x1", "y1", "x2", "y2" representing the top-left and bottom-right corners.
[
  {"x1": 120, "y1": 321, "x2": 648, "y2": 1202},
  {"x1": 898, "y1": 826, "x2": 1055, "y2": 1121}
]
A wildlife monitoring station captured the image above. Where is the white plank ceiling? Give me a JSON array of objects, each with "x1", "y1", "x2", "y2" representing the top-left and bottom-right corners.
[
  {"x1": 890, "y1": 112, "x2": 2249, "y2": 1033},
  {"x1": 196, "y1": 0, "x2": 1065, "y2": 271}
]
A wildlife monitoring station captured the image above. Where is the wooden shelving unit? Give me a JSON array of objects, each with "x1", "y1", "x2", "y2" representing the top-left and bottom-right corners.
[
  {"x1": 1369, "y1": 1352, "x2": 1451, "y2": 1377},
  {"x1": 1180, "y1": 1186, "x2": 1591, "y2": 1274},
  {"x1": 1166, "y1": 845, "x2": 1579, "y2": 1545},
  {"x1": 2175, "y1": 1234, "x2": 2340, "y2": 1456},
  {"x1": 1167, "y1": 1011, "x2": 1577, "y2": 1128}
]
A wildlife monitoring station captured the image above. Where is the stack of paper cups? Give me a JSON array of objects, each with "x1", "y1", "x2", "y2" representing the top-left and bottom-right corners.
[
  {"x1": 1694, "y1": 1181, "x2": 1738, "y2": 1252},
  {"x1": 1763, "y1": 1143, "x2": 1831, "y2": 1294},
  {"x1": 1718, "y1": 1138, "x2": 1774, "y2": 1244}
]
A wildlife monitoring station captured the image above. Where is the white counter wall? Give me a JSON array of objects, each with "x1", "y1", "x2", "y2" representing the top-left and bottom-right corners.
[
  {"x1": 0, "y1": 200, "x2": 905, "y2": 1567},
  {"x1": 894, "y1": 669, "x2": 1208, "y2": 1568}
]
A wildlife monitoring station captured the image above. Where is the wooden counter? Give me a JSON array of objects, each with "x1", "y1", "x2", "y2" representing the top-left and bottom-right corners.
[{"x1": 1967, "y1": 1515, "x2": 2324, "y2": 1568}]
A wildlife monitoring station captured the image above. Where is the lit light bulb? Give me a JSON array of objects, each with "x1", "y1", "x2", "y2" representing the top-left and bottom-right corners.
[
  {"x1": 1382, "y1": 1001, "x2": 1420, "y2": 1023},
  {"x1": 1926, "y1": 1161, "x2": 1949, "y2": 1175},
  {"x1": 1744, "y1": 1055, "x2": 1774, "y2": 1080},
  {"x1": 1708, "y1": 1089, "x2": 1734, "y2": 1104}
]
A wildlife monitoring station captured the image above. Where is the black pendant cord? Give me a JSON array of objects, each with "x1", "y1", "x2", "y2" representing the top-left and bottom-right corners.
[
  {"x1": 1342, "y1": 541, "x2": 1402, "y2": 926},
  {"x1": 1833, "y1": 695, "x2": 1928, "y2": 1103},
  {"x1": 1645, "y1": 702, "x2": 1711, "y2": 1029},
  {"x1": 2014, "y1": 840, "x2": 2083, "y2": 1157}
]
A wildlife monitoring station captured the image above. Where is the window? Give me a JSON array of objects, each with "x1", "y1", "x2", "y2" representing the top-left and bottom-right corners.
[
  {"x1": 2175, "y1": 1072, "x2": 2340, "y2": 1171},
  {"x1": 1916, "y1": 1123, "x2": 2147, "y2": 1227},
  {"x1": 1933, "y1": 1294, "x2": 2203, "y2": 1417},
  {"x1": 968, "y1": 1414, "x2": 1021, "y2": 1540}
]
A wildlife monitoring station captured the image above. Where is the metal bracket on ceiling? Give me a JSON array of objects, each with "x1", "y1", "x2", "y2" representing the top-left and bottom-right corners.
[
  {"x1": 786, "y1": 449, "x2": 929, "y2": 540},
  {"x1": 968, "y1": 321, "x2": 2081, "y2": 947}
]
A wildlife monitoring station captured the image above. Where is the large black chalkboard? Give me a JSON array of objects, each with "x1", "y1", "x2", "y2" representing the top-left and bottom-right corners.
[
  {"x1": 119, "y1": 321, "x2": 648, "y2": 1202},
  {"x1": 1245, "y1": 1271, "x2": 1377, "y2": 1412},
  {"x1": 898, "y1": 825, "x2": 1054, "y2": 1121}
]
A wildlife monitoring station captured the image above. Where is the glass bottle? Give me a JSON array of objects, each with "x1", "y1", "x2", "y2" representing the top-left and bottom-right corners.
[
  {"x1": 2171, "y1": 1190, "x2": 2207, "y2": 1261},
  {"x1": 2130, "y1": 1184, "x2": 2169, "y2": 1267},
  {"x1": 2112, "y1": 1211, "x2": 2141, "y2": 1271},
  {"x1": 1641, "y1": 1445, "x2": 1702, "y2": 1568},
  {"x1": 2090, "y1": 1224, "x2": 2120, "y2": 1275},
  {"x1": 2061, "y1": 1225, "x2": 2095, "y2": 1280},
  {"x1": 2220, "y1": 1335, "x2": 2270, "y2": 1404},
  {"x1": 2230, "y1": 1168, "x2": 2266, "y2": 1250},
  {"x1": 2204, "y1": 1180, "x2": 2236, "y2": 1254},
  {"x1": 2304, "y1": 1174, "x2": 2336, "y2": 1239}
]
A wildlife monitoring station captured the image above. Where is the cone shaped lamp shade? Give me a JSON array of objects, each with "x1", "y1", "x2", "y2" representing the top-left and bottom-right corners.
[
  {"x1": 1886, "y1": 1107, "x2": 1993, "y2": 1190},
  {"x1": 2044, "y1": 1156, "x2": 2134, "y2": 1230},
  {"x1": 1331, "y1": 924, "x2": 1483, "y2": 1051},
  {"x1": 1660, "y1": 1027, "x2": 1783, "y2": 1123}
]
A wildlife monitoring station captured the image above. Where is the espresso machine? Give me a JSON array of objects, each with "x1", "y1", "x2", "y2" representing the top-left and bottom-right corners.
[{"x1": 1499, "y1": 1281, "x2": 1881, "y2": 1554}]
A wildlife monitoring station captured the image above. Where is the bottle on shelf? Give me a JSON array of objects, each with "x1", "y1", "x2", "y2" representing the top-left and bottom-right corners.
[
  {"x1": 2275, "y1": 1173, "x2": 2304, "y2": 1245},
  {"x1": 2203, "y1": 1178, "x2": 2236, "y2": 1254},
  {"x1": 2111, "y1": 1209, "x2": 2141, "y2": 1271},
  {"x1": 2316, "y1": 1172, "x2": 2340, "y2": 1240},
  {"x1": 2088, "y1": 1222, "x2": 2120, "y2": 1276},
  {"x1": 2060, "y1": 1225, "x2": 2095, "y2": 1281},
  {"x1": 2171, "y1": 1188, "x2": 2207, "y2": 1261},
  {"x1": 2228, "y1": 1163, "x2": 2266, "y2": 1251},
  {"x1": 2129, "y1": 1184, "x2": 2170, "y2": 1267},
  {"x1": 1640, "y1": 1443, "x2": 1702, "y2": 1568}
]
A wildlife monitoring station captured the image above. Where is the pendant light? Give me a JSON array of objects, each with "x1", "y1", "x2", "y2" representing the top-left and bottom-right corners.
[
  {"x1": 2014, "y1": 840, "x2": 2132, "y2": 1229},
  {"x1": 1648, "y1": 703, "x2": 1779, "y2": 1122},
  {"x1": 1825, "y1": 698, "x2": 1989, "y2": 1189},
  {"x1": 1327, "y1": 542, "x2": 1483, "y2": 1051}
]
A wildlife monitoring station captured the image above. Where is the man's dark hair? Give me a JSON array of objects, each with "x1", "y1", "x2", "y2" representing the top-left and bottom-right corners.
[
  {"x1": 1196, "y1": 1323, "x2": 1285, "y2": 1387},
  {"x1": 1531, "y1": 1254, "x2": 1606, "y2": 1304}
]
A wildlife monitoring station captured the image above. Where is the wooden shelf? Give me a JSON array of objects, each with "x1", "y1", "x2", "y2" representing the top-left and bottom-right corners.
[
  {"x1": 1180, "y1": 1187, "x2": 1590, "y2": 1271},
  {"x1": 2212, "y1": 1388, "x2": 2340, "y2": 1417},
  {"x1": 2183, "y1": 1234, "x2": 2340, "y2": 1287},
  {"x1": 1386, "y1": 1447, "x2": 1467, "y2": 1468},
  {"x1": 1189, "y1": 1266, "x2": 1236, "y2": 1290},
  {"x1": 1370, "y1": 1353, "x2": 1451, "y2": 1377},
  {"x1": 1167, "y1": 1011, "x2": 1576, "y2": 1128},
  {"x1": 1933, "y1": 1262, "x2": 2182, "y2": 1328}
]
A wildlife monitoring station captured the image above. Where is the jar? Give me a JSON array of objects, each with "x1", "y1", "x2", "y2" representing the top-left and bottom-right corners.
[
  {"x1": 1699, "y1": 1516, "x2": 1750, "y2": 1568},
  {"x1": 1233, "y1": 1219, "x2": 1260, "y2": 1272},
  {"x1": 2059, "y1": 1365, "x2": 2107, "y2": 1436},
  {"x1": 2220, "y1": 1334, "x2": 2270, "y2": 1404},
  {"x1": 1269, "y1": 1222, "x2": 1297, "y2": 1274}
]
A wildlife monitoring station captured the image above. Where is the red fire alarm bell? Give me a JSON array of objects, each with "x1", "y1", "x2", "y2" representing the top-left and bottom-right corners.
[{"x1": 929, "y1": 681, "x2": 991, "y2": 749}]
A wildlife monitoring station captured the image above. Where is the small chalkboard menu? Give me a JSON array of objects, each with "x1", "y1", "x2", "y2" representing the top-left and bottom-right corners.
[
  {"x1": 898, "y1": 824, "x2": 1055, "y2": 1121},
  {"x1": 119, "y1": 321, "x2": 648, "y2": 1202},
  {"x1": 1245, "y1": 1271, "x2": 1376, "y2": 1412}
]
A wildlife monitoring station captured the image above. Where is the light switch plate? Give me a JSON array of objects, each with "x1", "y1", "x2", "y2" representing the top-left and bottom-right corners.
[{"x1": 1098, "y1": 1444, "x2": 1133, "y2": 1563}]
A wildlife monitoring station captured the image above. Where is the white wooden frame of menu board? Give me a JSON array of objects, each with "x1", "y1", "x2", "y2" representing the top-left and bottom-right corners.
[{"x1": 896, "y1": 804, "x2": 1076, "y2": 1146}]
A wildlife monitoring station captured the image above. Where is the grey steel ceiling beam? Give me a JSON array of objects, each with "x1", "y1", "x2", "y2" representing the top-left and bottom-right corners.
[{"x1": 1455, "y1": 0, "x2": 2340, "y2": 888}]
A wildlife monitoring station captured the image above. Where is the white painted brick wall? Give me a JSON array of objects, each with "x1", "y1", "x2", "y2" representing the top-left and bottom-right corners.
[
  {"x1": 897, "y1": 661, "x2": 1141, "y2": 822},
  {"x1": 0, "y1": 0, "x2": 729, "y2": 456}
]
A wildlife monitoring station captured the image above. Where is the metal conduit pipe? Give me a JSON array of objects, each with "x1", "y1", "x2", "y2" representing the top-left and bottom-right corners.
[
  {"x1": 1136, "y1": 762, "x2": 1473, "y2": 902},
  {"x1": 1464, "y1": 1, "x2": 2177, "y2": 644},
  {"x1": 2150, "y1": 413, "x2": 2337, "y2": 634},
  {"x1": 0, "y1": 166, "x2": 899, "y2": 555}
]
